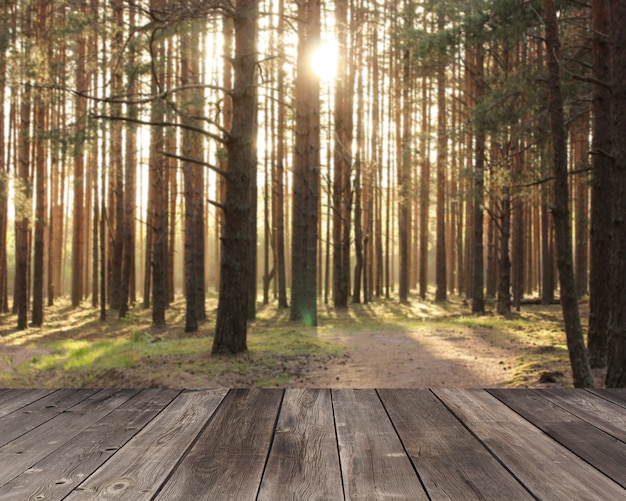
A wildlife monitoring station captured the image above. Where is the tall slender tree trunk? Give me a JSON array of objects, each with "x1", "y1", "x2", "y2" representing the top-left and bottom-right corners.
[
  {"x1": 588, "y1": 0, "x2": 611, "y2": 368},
  {"x1": 435, "y1": 11, "x2": 447, "y2": 302},
  {"x1": 471, "y1": 48, "x2": 485, "y2": 314},
  {"x1": 290, "y1": 0, "x2": 320, "y2": 325},
  {"x1": 544, "y1": 0, "x2": 594, "y2": 387},
  {"x1": 71, "y1": 2, "x2": 86, "y2": 308},
  {"x1": 332, "y1": 0, "x2": 352, "y2": 308},
  {"x1": 273, "y1": 0, "x2": 288, "y2": 309},
  {"x1": 213, "y1": 0, "x2": 258, "y2": 352},
  {"x1": 605, "y1": 0, "x2": 626, "y2": 387},
  {"x1": 15, "y1": 5, "x2": 33, "y2": 329},
  {"x1": 31, "y1": 0, "x2": 49, "y2": 327},
  {"x1": 398, "y1": 31, "x2": 412, "y2": 304},
  {"x1": 0, "y1": 1, "x2": 7, "y2": 314}
]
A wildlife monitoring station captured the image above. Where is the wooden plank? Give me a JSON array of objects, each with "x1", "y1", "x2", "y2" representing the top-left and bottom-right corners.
[
  {"x1": 0, "y1": 389, "x2": 179, "y2": 501},
  {"x1": 0, "y1": 389, "x2": 98, "y2": 447},
  {"x1": 155, "y1": 388, "x2": 283, "y2": 501},
  {"x1": 332, "y1": 389, "x2": 428, "y2": 500},
  {"x1": 435, "y1": 389, "x2": 626, "y2": 499},
  {"x1": 532, "y1": 389, "x2": 626, "y2": 442},
  {"x1": 0, "y1": 389, "x2": 139, "y2": 487},
  {"x1": 66, "y1": 389, "x2": 227, "y2": 501},
  {"x1": 490, "y1": 388, "x2": 626, "y2": 488},
  {"x1": 0, "y1": 389, "x2": 53, "y2": 418},
  {"x1": 257, "y1": 389, "x2": 343, "y2": 501},
  {"x1": 588, "y1": 388, "x2": 626, "y2": 408},
  {"x1": 378, "y1": 389, "x2": 532, "y2": 500}
]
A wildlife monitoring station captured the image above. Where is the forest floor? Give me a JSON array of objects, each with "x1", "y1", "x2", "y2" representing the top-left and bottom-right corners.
[{"x1": 0, "y1": 294, "x2": 606, "y2": 389}]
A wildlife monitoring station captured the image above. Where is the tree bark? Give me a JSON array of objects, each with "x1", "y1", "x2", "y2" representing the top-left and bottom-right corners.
[
  {"x1": 435, "y1": 11, "x2": 447, "y2": 302},
  {"x1": 471, "y1": 47, "x2": 485, "y2": 314},
  {"x1": 544, "y1": 0, "x2": 594, "y2": 388},
  {"x1": 213, "y1": 0, "x2": 258, "y2": 353},
  {"x1": 332, "y1": 0, "x2": 352, "y2": 309},
  {"x1": 588, "y1": 0, "x2": 611, "y2": 369},
  {"x1": 606, "y1": 0, "x2": 626, "y2": 387},
  {"x1": 290, "y1": 0, "x2": 320, "y2": 325}
]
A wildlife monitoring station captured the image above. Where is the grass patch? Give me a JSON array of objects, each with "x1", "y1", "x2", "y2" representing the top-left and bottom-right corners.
[{"x1": 0, "y1": 294, "x2": 579, "y2": 388}]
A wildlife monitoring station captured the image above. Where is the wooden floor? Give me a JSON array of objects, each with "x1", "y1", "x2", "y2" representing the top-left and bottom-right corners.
[{"x1": 0, "y1": 388, "x2": 624, "y2": 500}]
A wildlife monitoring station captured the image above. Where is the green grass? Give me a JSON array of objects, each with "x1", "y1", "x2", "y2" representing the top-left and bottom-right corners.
[{"x1": 0, "y1": 294, "x2": 582, "y2": 388}]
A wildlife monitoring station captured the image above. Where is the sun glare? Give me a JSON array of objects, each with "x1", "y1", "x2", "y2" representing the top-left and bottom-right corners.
[{"x1": 311, "y1": 39, "x2": 338, "y2": 81}]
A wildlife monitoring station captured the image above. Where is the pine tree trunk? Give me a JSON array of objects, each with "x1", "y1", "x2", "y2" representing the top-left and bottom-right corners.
[
  {"x1": 15, "y1": 9, "x2": 32, "y2": 329},
  {"x1": 588, "y1": 0, "x2": 611, "y2": 368},
  {"x1": 606, "y1": 0, "x2": 626, "y2": 387},
  {"x1": 435, "y1": 11, "x2": 447, "y2": 302},
  {"x1": 290, "y1": 0, "x2": 320, "y2": 325},
  {"x1": 471, "y1": 47, "x2": 485, "y2": 314},
  {"x1": 71, "y1": 5, "x2": 86, "y2": 308},
  {"x1": 332, "y1": 0, "x2": 352, "y2": 309},
  {"x1": 544, "y1": 0, "x2": 594, "y2": 388},
  {"x1": 213, "y1": 0, "x2": 258, "y2": 352}
]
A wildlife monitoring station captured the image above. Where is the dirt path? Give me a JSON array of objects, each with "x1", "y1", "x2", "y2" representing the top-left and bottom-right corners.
[{"x1": 300, "y1": 325, "x2": 517, "y2": 388}]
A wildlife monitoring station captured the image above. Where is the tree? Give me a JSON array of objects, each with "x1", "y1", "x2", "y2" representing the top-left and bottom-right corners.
[
  {"x1": 434, "y1": 9, "x2": 447, "y2": 303},
  {"x1": 605, "y1": 0, "x2": 626, "y2": 387},
  {"x1": 332, "y1": 0, "x2": 352, "y2": 309},
  {"x1": 588, "y1": 0, "x2": 611, "y2": 369},
  {"x1": 212, "y1": 0, "x2": 258, "y2": 352},
  {"x1": 470, "y1": 45, "x2": 486, "y2": 314},
  {"x1": 544, "y1": 0, "x2": 594, "y2": 388},
  {"x1": 290, "y1": 0, "x2": 320, "y2": 325}
]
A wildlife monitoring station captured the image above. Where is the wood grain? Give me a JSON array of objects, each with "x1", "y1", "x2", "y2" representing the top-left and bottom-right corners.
[
  {"x1": 378, "y1": 389, "x2": 532, "y2": 500},
  {"x1": 0, "y1": 389, "x2": 179, "y2": 501},
  {"x1": 258, "y1": 389, "x2": 343, "y2": 501},
  {"x1": 0, "y1": 389, "x2": 53, "y2": 418},
  {"x1": 435, "y1": 388, "x2": 626, "y2": 499},
  {"x1": 0, "y1": 388, "x2": 97, "y2": 447},
  {"x1": 332, "y1": 389, "x2": 428, "y2": 500},
  {"x1": 65, "y1": 389, "x2": 227, "y2": 501},
  {"x1": 490, "y1": 388, "x2": 626, "y2": 487},
  {"x1": 0, "y1": 389, "x2": 139, "y2": 487},
  {"x1": 532, "y1": 389, "x2": 626, "y2": 442},
  {"x1": 155, "y1": 388, "x2": 283, "y2": 501}
]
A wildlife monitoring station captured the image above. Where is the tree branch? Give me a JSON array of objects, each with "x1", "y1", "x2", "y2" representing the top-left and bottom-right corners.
[
  {"x1": 92, "y1": 113, "x2": 226, "y2": 144},
  {"x1": 161, "y1": 151, "x2": 228, "y2": 178}
]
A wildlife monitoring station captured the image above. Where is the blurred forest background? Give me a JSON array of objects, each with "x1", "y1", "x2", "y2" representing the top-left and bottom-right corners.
[{"x1": 0, "y1": 0, "x2": 625, "y2": 387}]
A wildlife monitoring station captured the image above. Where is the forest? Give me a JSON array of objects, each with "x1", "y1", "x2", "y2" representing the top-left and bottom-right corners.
[{"x1": 0, "y1": 0, "x2": 625, "y2": 388}]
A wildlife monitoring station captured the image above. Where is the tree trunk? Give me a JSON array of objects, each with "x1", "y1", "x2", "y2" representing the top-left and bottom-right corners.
[
  {"x1": 290, "y1": 0, "x2": 320, "y2": 326},
  {"x1": 435, "y1": 11, "x2": 447, "y2": 302},
  {"x1": 15, "y1": 9, "x2": 32, "y2": 329},
  {"x1": 588, "y1": 0, "x2": 611, "y2": 369},
  {"x1": 544, "y1": 0, "x2": 594, "y2": 388},
  {"x1": 213, "y1": 0, "x2": 258, "y2": 353},
  {"x1": 71, "y1": 4, "x2": 86, "y2": 308},
  {"x1": 471, "y1": 47, "x2": 485, "y2": 314},
  {"x1": 332, "y1": 0, "x2": 352, "y2": 309},
  {"x1": 398, "y1": 37, "x2": 412, "y2": 304},
  {"x1": 606, "y1": 0, "x2": 626, "y2": 387},
  {"x1": 497, "y1": 194, "x2": 511, "y2": 316}
]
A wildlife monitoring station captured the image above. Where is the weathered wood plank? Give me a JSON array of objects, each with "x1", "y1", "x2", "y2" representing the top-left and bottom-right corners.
[
  {"x1": 435, "y1": 389, "x2": 626, "y2": 499},
  {"x1": 0, "y1": 389, "x2": 139, "y2": 488},
  {"x1": 257, "y1": 389, "x2": 343, "y2": 501},
  {"x1": 489, "y1": 388, "x2": 626, "y2": 488},
  {"x1": 154, "y1": 388, "x2": 283, "y2": 501},
  {"x1": 378, "y1": 389, "x2": 532, "y2": 500},
  {"x1": 0, "y1": 389, "x2": 53, "y2": 418},
  {"x1": 588, "y1": 388, "x2": 626, "y2": 408},
  {"x1": 0, "y1": 389, "x2": 97, "y2": 447},
  {"x1": 0, "y1": 389, "x2": 179, "y2": 501},
  {"x1": 66, "y1": 389, "x2": 227, "y2": 501},
  {"x1": 332, "y1": 389, "x2": 428, "y2": 500},
  {"x1": 532, "y1": 389, "x2": 626, "y2": 442}
]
